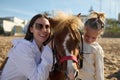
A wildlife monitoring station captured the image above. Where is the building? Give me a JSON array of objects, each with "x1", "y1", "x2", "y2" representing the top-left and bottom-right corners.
[
  {"x1": 80, "y1": 15, "x2": 88, "y2": 24},
  {"x1": 0, "y1": 12, "x2": 89, "y2": 36},
  {"x1": 0, "y1": 17, "x2": 28, "y2": 36}
]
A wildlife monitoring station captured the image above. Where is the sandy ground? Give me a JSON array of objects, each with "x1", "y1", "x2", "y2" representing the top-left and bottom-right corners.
[{"x1": 0, "y1": 36, "x2": 120, "y2": 80}]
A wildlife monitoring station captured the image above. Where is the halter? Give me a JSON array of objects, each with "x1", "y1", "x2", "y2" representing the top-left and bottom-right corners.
[
  {"x1": 78, "y1": 30, "x2": 84, "y2": 68},
  {"x1": 60, "y1": 56, "x2": 78, "y2": 64}
]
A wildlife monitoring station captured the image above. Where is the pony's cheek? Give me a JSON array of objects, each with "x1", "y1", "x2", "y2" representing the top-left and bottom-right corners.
[
  {"x1": 73, "y1": 63, "x2": 78, "y2": 70},
  {"x1": 71, "y1": 48, "x2": 79, "y2": 56}
]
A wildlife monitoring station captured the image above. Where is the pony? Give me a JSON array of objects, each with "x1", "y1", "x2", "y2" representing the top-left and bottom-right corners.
[{"x1": 47, "y1": 12, "x2": 84, "y2": 80}]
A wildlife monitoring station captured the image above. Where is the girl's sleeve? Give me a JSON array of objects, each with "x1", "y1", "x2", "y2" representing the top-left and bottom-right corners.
[
  {"x1": 9, "y1": 43, "x2": 53, "y2": 80},
  {"x1": 95, "y1": 47, "x2": 104, "y2": 80}
]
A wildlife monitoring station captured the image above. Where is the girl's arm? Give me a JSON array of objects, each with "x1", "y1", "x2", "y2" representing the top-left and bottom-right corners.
[{"x1": 95, "y1": 47, "x2": 104, "y2": 80}]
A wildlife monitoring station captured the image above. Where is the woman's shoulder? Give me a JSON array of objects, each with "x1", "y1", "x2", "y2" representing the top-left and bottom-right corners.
[
  {"x1": 8, "y1": 39, "x2": 35, "y2": 58},
  {"x1": 11, "y1": 38, "x2": 35, "y2": 51},
  {"x1": 12, "y1": 38, "x2": 32, "y2": 47}
]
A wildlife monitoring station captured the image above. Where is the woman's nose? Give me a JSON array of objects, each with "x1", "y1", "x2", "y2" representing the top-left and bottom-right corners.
[{"x1": 41, "y1": 26, "x2": 48, "y2": 32}]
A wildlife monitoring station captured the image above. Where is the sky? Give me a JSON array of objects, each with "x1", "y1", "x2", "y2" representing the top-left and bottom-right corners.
[{"x1": 0, "y1": 0, "x2": 120, "y2": 20}]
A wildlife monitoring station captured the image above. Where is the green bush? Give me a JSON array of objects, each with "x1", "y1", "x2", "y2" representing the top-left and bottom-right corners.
[
  {"x1": 105, "y1": 26, "x2": 120, "y2": 32},
  {"x1": 105, "y1": 19, "x2": 120, "y2": 32}
]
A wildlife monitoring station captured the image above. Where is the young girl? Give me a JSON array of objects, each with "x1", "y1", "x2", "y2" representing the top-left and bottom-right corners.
[
  {"x1": 78, "y1": 12, "x2": 106, "y2": 80},
  {"x1": 1, "y1": 14, "x2": 53, "y2": 80}
]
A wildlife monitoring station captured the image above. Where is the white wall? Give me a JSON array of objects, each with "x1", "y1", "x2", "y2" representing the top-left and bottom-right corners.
[
  {"x1": 13, "y1": 17, "x2": 24, "y2": 24},
  {"x1": 3, "y1": 20, "x2": 14, "y2": 32},
  {"x1": 2, "y1": 17, "x2": 28, "y2": 33}
]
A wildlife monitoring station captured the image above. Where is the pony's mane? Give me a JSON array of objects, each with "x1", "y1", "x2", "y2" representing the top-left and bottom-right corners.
[
  {"x1": 53, "y1": 12, "x2": 83, "y2": 34},
  {"x1": 52, "y1": 11, "x2": 83, "y2": 42}
]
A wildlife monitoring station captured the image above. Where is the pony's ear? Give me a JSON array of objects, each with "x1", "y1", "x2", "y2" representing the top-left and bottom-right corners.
[{"x1": 77, "y1": 13, "x2": 81, "y2": 17}]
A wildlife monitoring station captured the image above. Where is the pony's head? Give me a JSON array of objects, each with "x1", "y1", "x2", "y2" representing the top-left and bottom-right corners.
[{"x1": 49, "y1": 12, "x2": 83, "y2": 80}]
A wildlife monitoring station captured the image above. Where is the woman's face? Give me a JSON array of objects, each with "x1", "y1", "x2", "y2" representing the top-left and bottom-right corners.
[
  {"x1": 84, "y1": 26, "x2": 101, "y2": 44},
  {"x1": 30, "y1": 17, "x2": 50, "y2": 46}
]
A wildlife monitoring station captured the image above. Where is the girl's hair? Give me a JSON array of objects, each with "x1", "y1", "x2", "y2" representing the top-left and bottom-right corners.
[
  {"x1": 24, "y1": 14, "x2": 49, "y2": 42},
  {"x1": 85, "y1": 11, "x2": 106, "y2": 30}
]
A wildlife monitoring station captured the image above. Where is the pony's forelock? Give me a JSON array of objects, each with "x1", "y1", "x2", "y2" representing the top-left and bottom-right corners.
[{"x1": 53, "y1": 12, "x2": 83, "y2": 34}]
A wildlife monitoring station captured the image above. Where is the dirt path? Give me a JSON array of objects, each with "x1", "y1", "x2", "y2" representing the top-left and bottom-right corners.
[{"x1": 0, "y1": 36, "x2": 120, "y2": 80}]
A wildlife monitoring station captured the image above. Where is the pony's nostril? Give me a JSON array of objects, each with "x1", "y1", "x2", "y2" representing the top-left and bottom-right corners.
[{"x1": 74, "y1": 70, "x2": 78, "y2": 78}]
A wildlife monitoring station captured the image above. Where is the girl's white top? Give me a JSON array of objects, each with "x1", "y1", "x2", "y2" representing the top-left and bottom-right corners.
[
  {"x1": 78, "y1": 41, "x2": 104, "y2": 80},
  {"x1": 1, "y1": 39, "x2": 53, "y2": 80}
]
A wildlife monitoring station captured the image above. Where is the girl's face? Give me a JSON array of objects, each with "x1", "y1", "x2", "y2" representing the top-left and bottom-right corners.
[
  {"x1": 30, "y1": 17, "x2": 50, "y2": 46},
  {"x1": 84, "y1": 26, "x2": 101, "y2": 44}
]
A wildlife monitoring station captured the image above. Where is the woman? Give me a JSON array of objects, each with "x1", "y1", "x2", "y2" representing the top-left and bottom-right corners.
[
  {"x1": 1, "y1": 14, "x2": 53, "y2": 80},
  {"x1": 77, "y1": 12, "x2": 106, "y2": 80}
]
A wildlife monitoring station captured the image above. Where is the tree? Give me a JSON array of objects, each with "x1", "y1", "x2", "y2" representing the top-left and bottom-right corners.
[
  {"x1": 105, "y1": 19, "x2": 120, "y2": 32},
  {"x1": 0, "y1": 26, "x2": 4, "y2": 35}
]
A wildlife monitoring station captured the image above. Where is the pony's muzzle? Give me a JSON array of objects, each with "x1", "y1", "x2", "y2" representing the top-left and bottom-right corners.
[{"x1": 65, "y1": 70, "x2": 79, "y2": 80}]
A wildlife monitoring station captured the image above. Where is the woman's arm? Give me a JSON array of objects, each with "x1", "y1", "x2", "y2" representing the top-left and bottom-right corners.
[{"x1": 9, "y1": 43, "x2": 53, "y2": 80}]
